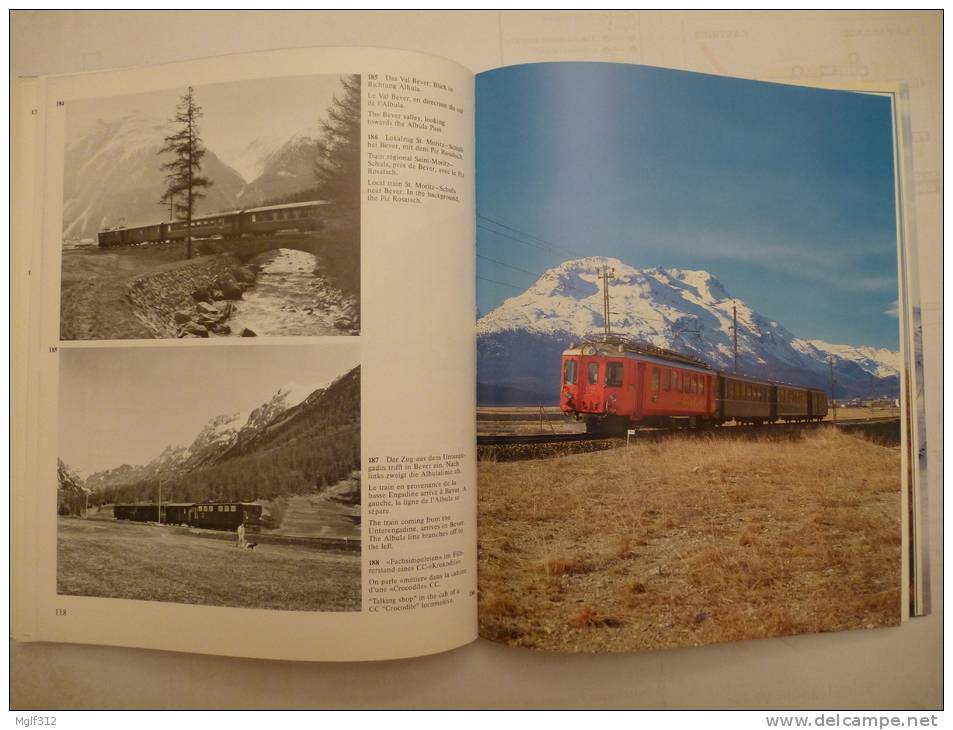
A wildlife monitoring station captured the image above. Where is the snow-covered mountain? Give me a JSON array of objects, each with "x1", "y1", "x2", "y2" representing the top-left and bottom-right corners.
[
  {"x1": 84, "y1": 380, "x2": 324, "y2": 492},
  {"x1": 219, "y1": 126, "x2": 321, "y2": 186},
  {"x1": 62, "y1": 115, "x2": 323, "y2": 241},
  {"x1": 62, "y1": 111, "x2": 246, "y2": 240},
  {"x1": 234, "y1": 129, "x2": 321, "y2": 207},
  {"x1": 477, "y1": 257, "x2": 899, "y2": 404}
]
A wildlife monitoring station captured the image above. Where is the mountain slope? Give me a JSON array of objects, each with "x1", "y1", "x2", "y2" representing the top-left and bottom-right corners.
[
  {"x1": 85, "y1": 367, "x2": 360, "y2": 504},
  {"x1": 62, "y1": 112, "x2": 246, "y2": 240},
  {"x1": 477, "y1": 257, "x2": 899, "y2": 404},
  {"x1": 234, "y1": 130, "x2": 321, "y2": 207}
]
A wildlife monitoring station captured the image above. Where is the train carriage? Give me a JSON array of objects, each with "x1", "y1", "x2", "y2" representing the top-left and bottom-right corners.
[
  {"x1": 187, "y1": 212, "x2": 242, "y2": 239},
  {"x1": 112, "y1": 501, "x2": 263, "y2": 532},
  {"x1": 717, "y1": 373, "x2": 772, "y2": 424},
  {"x1": 561, "y1": 335, "x2": 830, "y2": 433},
  {"x1": 775, "y1": 384, "x2": 810, "y2": 421},
  {"x1": 239, "y1": 201, "x2": 330, "y2": 237},
  {"x1": 97, "y1": 228, "x2": 126, "y2": 247},
  {"x1": 188, "y1": 502, "x2": 262, "y2": 532},
  {"x1": 162, "y1": 503, "x2": 193, "y2": 525},
  {"x1": 807, "y1": 389, "x2": 829, "y2": 420}
]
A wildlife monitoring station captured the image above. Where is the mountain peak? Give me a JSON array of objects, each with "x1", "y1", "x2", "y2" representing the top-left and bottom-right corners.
[{"x1": 477, "y1": 255, "x2": 899, "y2": 402}]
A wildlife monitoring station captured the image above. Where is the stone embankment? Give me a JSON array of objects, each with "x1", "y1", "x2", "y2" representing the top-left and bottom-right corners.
[{"x1": 126, "y1": 254, "x2": 259, "y2": 338}]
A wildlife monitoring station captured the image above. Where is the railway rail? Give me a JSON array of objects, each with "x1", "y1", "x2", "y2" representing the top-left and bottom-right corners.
[
  {"x1": 476, "y1": 432, "x2": 615, "y2": 447},
  {"x1": 477, "y1": 416, "x2": 901, "y2": 461}
]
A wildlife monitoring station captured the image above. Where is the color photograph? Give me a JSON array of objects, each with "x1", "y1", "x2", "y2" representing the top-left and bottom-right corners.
[{"x1": 474, "y1": 63, "x2": 902, "y2": 652}]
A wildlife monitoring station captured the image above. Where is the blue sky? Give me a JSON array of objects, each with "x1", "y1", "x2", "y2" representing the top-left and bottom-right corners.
[{"x1": 476, "y1": 63, "x2": 900, "y2": 350}]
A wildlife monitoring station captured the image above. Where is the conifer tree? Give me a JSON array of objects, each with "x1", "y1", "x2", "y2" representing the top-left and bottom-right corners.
[
  {"x1": 314, "y1": 75, "x2": 361, "y2": 207},
  {"x1": 159, "y1": 86, "x2": 212, "y2": 259}
]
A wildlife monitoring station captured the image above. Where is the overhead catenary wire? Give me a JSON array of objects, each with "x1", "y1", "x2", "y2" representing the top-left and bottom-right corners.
[{"x1": 477, "y1": 213, "x2": 680, "y2": 331}]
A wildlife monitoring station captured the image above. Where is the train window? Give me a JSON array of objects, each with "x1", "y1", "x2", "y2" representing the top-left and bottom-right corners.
[
  {"x1": 230, "y1": 506, "x2": 236, "y2": 512},
  {"x1": 606, "y1": 362, "x2": 623, "y2": 387},
  {"x1": 662, "y1": 369, "x2": 671, "y2": 391},
  {"x1": 651, "y1": 367, "x2": 660, "y2": 394},
  {"x1": 563, "y1": 359, "x2": 577, "y2": 385},
  {"x1": 587, "y1": 362, "x2": 599, "y2": 385}
]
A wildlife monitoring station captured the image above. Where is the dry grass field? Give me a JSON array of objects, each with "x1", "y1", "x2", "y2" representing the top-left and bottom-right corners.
[
  {"x1": 58, "y1": 517, "x2": 360, "y2": 611},
  {"x1": 478, "y1": 429, "x2": 900, "y2": 652}
]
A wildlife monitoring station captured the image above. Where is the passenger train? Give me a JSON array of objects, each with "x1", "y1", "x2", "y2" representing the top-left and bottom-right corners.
[
  {"x1": 560, "y1": 335, "x2": 828, "y2": 434},
  {"x1": 97, "y1": 200, "x2": 330, "y2": 247},
  {"x1": 113, "y1": 501, "x2": 263, "y2": 532}
]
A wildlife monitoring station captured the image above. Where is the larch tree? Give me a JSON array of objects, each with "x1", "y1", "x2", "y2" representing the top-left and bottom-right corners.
[{"x1": 159, "y1": 86, "x2": 213, "y2": 260}]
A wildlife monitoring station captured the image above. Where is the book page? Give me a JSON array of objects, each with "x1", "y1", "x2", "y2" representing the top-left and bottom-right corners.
[
  {"x1": 13, "y1": 46, "x2": 476, "y2": 661},
  {"x1": 474, "y1": 62, "x2": 910, "y2": 652}
]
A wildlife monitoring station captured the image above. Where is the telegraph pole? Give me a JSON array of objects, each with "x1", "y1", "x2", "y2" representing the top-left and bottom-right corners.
[
  {"x1": 157, "y1": 475, "x2": 163, "y2": 524},
  {"x1": 731, "y1": 303, "x2": 738, "y2": 373},
  {"x1": 829, "y1": 355, "x2": 836, "y2": 422},
  {"x1": 601, "y1": 266, "x2": 615, "y2": 334}
]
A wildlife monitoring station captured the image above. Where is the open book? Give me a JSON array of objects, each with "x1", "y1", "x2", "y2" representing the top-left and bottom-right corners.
[{"x1": 12, "y1": 46, "x2": 928, "y2": 661}]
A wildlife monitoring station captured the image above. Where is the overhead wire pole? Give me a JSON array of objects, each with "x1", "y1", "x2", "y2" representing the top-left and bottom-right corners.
[
  {"x1": 601, "y1": 266, "x2": 615, "y2": 334},
  {"x1": 730, "y1": 302, "x2": 738, "y2": 373},
  {"x1": 829, "y1": 355, "x2": 837, "y2": 422}
]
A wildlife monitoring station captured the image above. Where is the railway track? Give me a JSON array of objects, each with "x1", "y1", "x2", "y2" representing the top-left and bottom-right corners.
[
  {"x1": 477, "y1": 417, "x2": 901, "y2": 461},
  {"x1": 476, "y1": 432, "x2": 615, "y2": 447}
]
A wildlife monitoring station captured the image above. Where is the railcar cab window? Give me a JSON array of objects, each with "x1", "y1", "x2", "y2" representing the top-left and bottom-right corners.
[
  {"x1": 587, "y1": 362, "x2": 600, "y2": 385},
  {"x1": 605, "y1": 362, "x2": 624, "y2": 387},
  {"x1": 564, "y1": 359, "x2": 578, "y2": 385}
]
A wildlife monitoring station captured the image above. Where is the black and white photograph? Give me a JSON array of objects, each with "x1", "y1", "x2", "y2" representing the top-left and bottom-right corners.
[
  {"x1": 60, "y1": 73, "x2": 361, "y2": 340},
  {"x1": 57, "y1": 344, "x2": 362, "y2": 612}
]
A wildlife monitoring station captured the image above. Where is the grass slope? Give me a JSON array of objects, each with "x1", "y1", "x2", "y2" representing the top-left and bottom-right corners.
[
  {"x1": 478, "y1": 429, "x2": 900, "y2": 652},
  {"x1": 58, "y1": 518, "x2": 360, "y2": 612}
]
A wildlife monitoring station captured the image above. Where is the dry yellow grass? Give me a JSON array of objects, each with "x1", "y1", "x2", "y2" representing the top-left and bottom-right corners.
[{"x1": 478, "y1": 429, "x2": 900, "y2": 652}]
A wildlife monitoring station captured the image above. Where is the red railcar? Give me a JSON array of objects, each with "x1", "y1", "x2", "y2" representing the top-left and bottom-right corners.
[
  {"x1": 560, "y1": 337, "x2": 716, "y2": 433},
  {"x1": 560, "y1": 335, "x2": 827, "y2": 433}
]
